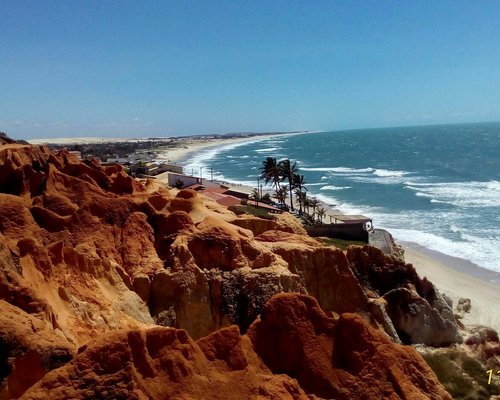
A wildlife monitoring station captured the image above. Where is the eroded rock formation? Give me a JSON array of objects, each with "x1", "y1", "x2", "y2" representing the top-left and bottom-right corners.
[
  {"x1": 248, "y1": 293, "x2": 452, "y2": 400},
  {"x1": 20, "y1": 293, "x2": 451, "y2": 400},
  {"x1": 347, "y1": 245, "x2": 462, "y2": 346},
  {"x1": 0, "y1": 142, "x2": 456, "y2": 398}
]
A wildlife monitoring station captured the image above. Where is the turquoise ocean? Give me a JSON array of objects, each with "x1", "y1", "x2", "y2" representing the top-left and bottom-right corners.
[{"x1": 183, "y1": 123, "x2": 500, "y2": 272}]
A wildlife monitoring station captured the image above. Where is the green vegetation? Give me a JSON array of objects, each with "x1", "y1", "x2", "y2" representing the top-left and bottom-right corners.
[
  {"x1": 422, "y1": 350, "x2": 500, "y2": 399},
  {"x1": 229, "y1": 204, "x2": 274, "y2": 219},
  {"x1": 316, "y1": 237, "x2": 366, "y2": 250},
  {"x1": 258, "y1": 156, "x2": 326, "y2": 223},
  {"x1": 50, "y1": 140, "x2": 168, "y2": 160}
]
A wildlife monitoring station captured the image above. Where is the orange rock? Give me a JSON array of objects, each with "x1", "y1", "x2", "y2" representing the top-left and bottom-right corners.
[
  {"x1": 258, "y1": 231, "x2": 367, "y2": 314},
  {"x1": 20, "y1": 325, "x2": 309, "y2": 400},
  {"x1": 0, "y1": 301, "x2": 75, "y2": 399},
  {"x1": 248, "y1": 293, "x2": 452, "y2": 400},
  {"x1": 19, "y1": 293, "x2": 451, "y2": 400}
]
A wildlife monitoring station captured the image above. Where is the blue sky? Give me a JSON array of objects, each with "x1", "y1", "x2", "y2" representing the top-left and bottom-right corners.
[{"x1": 2, "y1": 1, "x2": 500, "y2": 139}]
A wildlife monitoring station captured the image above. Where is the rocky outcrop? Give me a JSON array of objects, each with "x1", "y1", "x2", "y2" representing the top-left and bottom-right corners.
[
  {"x1": 231, "y1": 212, "x2": 307, "y2": 236},
  {"x1": 257, "y1": 230, "x2": 367, "y2": 314},
  {"x1": 0, "y1": 132, "x2": 19, "y2": 145},
  {"x1": 347, "y1": 245, "x2": 462, "y2": 346},
  {"x1": 20, "y1": 293, "x2": 450, "y2": 400},
  {"x1": 20, "y1": 325, "x2": 309, "y2": 400},
  {"x1": 0, "y1": 301, "x2": 75, "y2": 400},
  {"x1": 150, "y1": 217, "x2": 306, "y2": 338},
  {"x1": 384, "y1": 288, "x2": 463, "y2": 346},
  {"x1": 0, "y1": 144, "x2": 307, "y2": 341},
  {"x1": 249, "y1": 293, "x2": 452, "y2": 400}
]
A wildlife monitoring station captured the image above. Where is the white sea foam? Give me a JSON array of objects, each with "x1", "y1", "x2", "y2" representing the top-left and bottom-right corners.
[
  {"x1": 373, "y1": 169, "x2": 408, "y2": 177},
  {"x1": 349, "y1": 174, "x2": 412, "y2": 185},
  {"x1": 310, "y1": 193, "x2": 340, "y2": 207},
  {"x1": 320, "y1": 185, "x2": 351, "y2": 190},
  {"x1": 183, "y1": 141, "x2": 254, "y2": 170},
  {"x1": 298, "y1": 186, "x2": 500, "y2": 271},
  {"x1": 386, "y1": 227, "x2": 500, "y2": 272},
  {"x1": 182, "y1": 134, "x2": 285, "y2": 171},
  {"x1": 301, "y1": 166, "x2": 374, "y2": 173},
  {"x1": 182, "y1": 132, "x2": 499, "y2": 272},
  {"x1": 302, "y1": 166, "x2": 414, "y2": 184},
  {"x1": 359, "y1": 205, "x2": 500, "y2": 271},
  {"x1": 254, "y1": 147, "x2": 279, "y2": 153},
  {"x1": 404, "y1": 180, "x2": 500, "y2": 207},
  {"x1": 182, "y1": 131, "x2": 312, "y2": 170},
  {"x1": 430, "y1": 199, "x2": 448, "y2": 204},
  {"x1": 310, "y1": 192, "x2": 378, "y2": 215},
  {"x1": 265, "y1": 140, "x2": 285, "y2": 145}
]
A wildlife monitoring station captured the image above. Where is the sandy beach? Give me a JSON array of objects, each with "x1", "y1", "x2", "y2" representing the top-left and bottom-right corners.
[
  {"x1": 403, "y1": 242, "x2": 500, "y2": 332},
  {"x1": 156, "y1": 136, "x2": 263, "y2": 163}
]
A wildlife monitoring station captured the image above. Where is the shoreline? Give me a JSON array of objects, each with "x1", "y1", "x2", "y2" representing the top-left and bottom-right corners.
[
  {"x1": 402, "y1": 241, "x2": 500, "y2": 331},
  {"x1": 158, "y1": 136, "x2": 269, "y2": 164},
  {"x1": 402, "y1": 241, "x2": 500, "y2": 286},
  {"x1": 157, "y1": 131, "x2": 313, "y2": 164}
]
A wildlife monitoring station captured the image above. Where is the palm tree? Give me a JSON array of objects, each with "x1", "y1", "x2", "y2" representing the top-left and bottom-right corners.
[
  {"x1": 250, "y1": 188, "x2": 260, "y2": 206},
  {"x1": 309, "y1": 198, "x2": 320, "y2": 220},
  {"x1": 278, "y1": 159, "x2": 298, "y2": 212},
  {"x1": 274, "y1": 185, "x2": 288, "y2": 209},
  {"x1": 293, "y1": 174, "x2": 307, "y2": 215},
  {"x1": 260, "y1": 157, "x2": 281, "y2": 192},
  {"x1": 316, "y1": 206, "x2": 326, "y2": 223},
  {"x1": 303, "y1": 195, "x2": 311, "y2": 215},
  {"x1": 261, "y1": 193, "x2": 272, "y2": 204},
  {"x1": 294, "y1": 189, "x2": 307, "y2": 215}
]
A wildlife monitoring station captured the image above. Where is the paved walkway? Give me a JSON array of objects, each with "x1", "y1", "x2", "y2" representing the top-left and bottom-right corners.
[{"x1": 369, "y1": 229, "x2": 394, "y2": 255}]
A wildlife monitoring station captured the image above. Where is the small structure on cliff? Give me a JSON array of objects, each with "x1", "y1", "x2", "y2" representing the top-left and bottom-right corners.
[
  {"x1": 306, "y1": 213, "x2": 373, "y2": 242},
  {"x1": 328, "y1": 213, "x2": 373, "y2": 229}
]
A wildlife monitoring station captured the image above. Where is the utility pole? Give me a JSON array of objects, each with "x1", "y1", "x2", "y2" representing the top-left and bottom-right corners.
[
  {"x1": 200, "y1": 167, "x2": 203, "y2": 180},
  {"x1": 210, "y1": 167, "x2": 213, "y2": 181}
]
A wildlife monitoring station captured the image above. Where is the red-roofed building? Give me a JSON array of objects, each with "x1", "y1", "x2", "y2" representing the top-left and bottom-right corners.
[{"x1": 202, "y1": 191, "x2": 241, "y2": 207}]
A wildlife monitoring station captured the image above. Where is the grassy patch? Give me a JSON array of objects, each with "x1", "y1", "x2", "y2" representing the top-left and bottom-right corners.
[
  {"x1": 422, "y1": 350, "x2": 500, "y2": 399},
  {"x1": 316, "y1": 237, "x2": 366, "y2": 250},
  {"x1": 230, "y1": 205, "x2": 274, "y2": 219}
]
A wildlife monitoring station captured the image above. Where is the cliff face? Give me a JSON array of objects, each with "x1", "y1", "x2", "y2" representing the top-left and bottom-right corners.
[
  {"x1": 0, "y1": 143, "x2": 455, "y2": 399},
  {"x1": 248, "y1": 294, "x2": 452, "y2": 400},
  {"x1": 20, "y1": 294, "x2": 451, "y2": 400},
  {"x1": 347, "y1": 245, "x2": 462, "y2": 346}
]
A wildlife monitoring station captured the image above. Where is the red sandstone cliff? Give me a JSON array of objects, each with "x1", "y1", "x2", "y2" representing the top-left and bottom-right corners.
[{"x1": 0, "y1": 142, "x2": 454, "y2": 398}]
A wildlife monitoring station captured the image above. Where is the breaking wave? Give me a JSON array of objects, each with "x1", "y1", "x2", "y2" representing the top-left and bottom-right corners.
[{"x1": 404, "y1": 180, "x2": 500, "y2": 207}]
